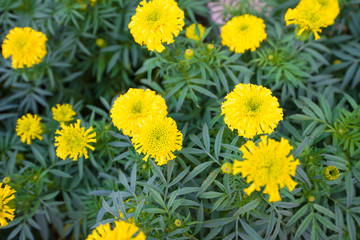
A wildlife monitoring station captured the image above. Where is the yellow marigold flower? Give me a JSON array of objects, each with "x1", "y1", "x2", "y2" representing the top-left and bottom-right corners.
[
  {"x1": 110, "y1": 88, "x2": 168, "y2": 137},
  {"x1": 16, "y1": 113, "x2": 44, "y2": 145},
  {"x1": 86, "y1": 220, "x2": 146, "y2": 240},
  {"x1": 131, "y1": 117, "x2": 183, "y2": 166},
  {"x1": 2, "y1": 27, "x2": 47, "y2": 69},
  {"x1": 128, "y1": 0, "x2": 185, "y2": 52},
  {"x1": 0, "y1": 183, "x2": 16, "y2": 228},
  {"x1": 284, "y1": 0, "x2": 340, "y2": 40},
  {"x1": 55, "y1": 120, "x2": 96, "y2": 161},
  {"x1": 185, "y1": 23, "x2": 206, "y2": 41},
  {"x1": 52, "y1": 104, "x2": 76, "y2": 123},
  {"x1": 221, "y1": 14, "x2": 267, "y2": 54},
  {"x1": 322, "y1": 165, "x2": 340, "y2": 181},
  {"x1": 221, "y1": 162, "x2": 233, "y2": 174},
  {"x1": 233, "y1": 136, "x2": 300, "y2": 202},
  {"x1": 221, "y1": 83, "x2": 283, "y2": 139}
]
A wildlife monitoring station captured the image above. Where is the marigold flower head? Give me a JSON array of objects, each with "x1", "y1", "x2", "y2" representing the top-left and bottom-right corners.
[
  {"x1": 185, "y1": 23, "x2": 206, "y2": 41},
  {"x1": 110, "y1": 88, "x2": 168, "y2": 137},
  {"x1": 233, "y1": 136, "x2": 300, "y2": 202},
  {"x1": 2, "y1": 27, "x2": 47, "y2": 69},
  {"x1": 284, "y1": 0, "x2": 340, "y2": 40},
  {"x1": 52, "y1": 104, "x2": 76, "y2": 123},
  {"x1": 221, "y1": 162, "x2": 233, "y2": 174},
  {"x1": 16, "y1": 113, "x2": 44, "y2": 145},
  {"x1": 0, "y1": 183, "x2": 16, "y2": 228},
  {"x1": 322, "y1": 165, "x2": 340, "y2": 181},
  {"x1": 55, "y1": 119, "x2": 96, "y2": 161},
  {"x1": 86, "y1": 220, "x2": 146, "y2": 240},
  {"x1": 128, "y1": 0, "x2": 185, "y2": 52},
  {"x1": 221, "y1": 83, "x2": 283, "y2": 139},
  {"x1": 131, "y1": 116, "x2": 183, "y2": 166},
  {"x1": 221, "y1": 14, "x2": 267, "y2": 54}
]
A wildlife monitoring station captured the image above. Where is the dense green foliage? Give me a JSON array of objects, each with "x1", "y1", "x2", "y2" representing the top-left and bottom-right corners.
[{"x1": 1, "y1": 0, "x2": 360, "y2": 239}]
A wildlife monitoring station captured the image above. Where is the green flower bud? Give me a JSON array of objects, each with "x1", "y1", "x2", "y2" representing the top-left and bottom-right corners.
[
  {"x1": 321, "y1": 166, "x2": 340, "y2": 181},
  {"x1": 184, "y1": 49, "x2": 194, "y2": 60},
  {"x1": 174, "y1": 219, "x2": 182, "y2": 227}
]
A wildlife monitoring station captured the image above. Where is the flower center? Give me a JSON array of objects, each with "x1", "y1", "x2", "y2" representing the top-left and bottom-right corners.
[
  {"x1": 317, "y1": 0, "x2": 329, "y2": 6},
  {"x1": 146, "y1": 10, "x2": 163, "y2": 28},
  {"x1": 15, "y1": 37, "x2": 29, "y2": 51},
  {"x1": 238, "y1": 24, "x2": 249, "y2": 31},
  {"x1": 64, "y1": 133, "x2": 83, "y2": 149},
  {"x1": 245, "y1": 97, "x2": 263, "y2": 116},
  {"x1": 131, "y1": 101, "x2": 144, "y2": 115}
]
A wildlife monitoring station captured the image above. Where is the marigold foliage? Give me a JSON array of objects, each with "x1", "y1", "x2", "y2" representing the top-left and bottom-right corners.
[
  {"x1": 131, "y1": 116, "x2": 183, "y2": 166},
  {"x1": 128, "y1": 0, "x2": 185, "y2": 52},
  {"x1": 185, "y1": 23, "x2": 206, "y2": 41},
  {"x1": 86, "y1": 220, "x2": 146, "y2": 240},
  {"x1": 2, "y1": 27, "x2": 47, "y2": 69},
  {"x1": 0, "y1": 183, "x2": 16, "y2": 228},
  {"x1": 221, "y1": 14, "x2": 267, "y2": 53},
  {"x1": 110, "y1": 88, "x2": 168, "y2": 137},
  {"x1": 55, "y1": 119, "x2": 96, "y2": 161},
  {"x1": 221, "y1": 83, "x2": 283, "y2": 139},
  {"x1": 52, "y1": 104, "x2": 76, "y2": 123},
  {"x1": 233, "y1": 136, "x2": 300, "y2": 202},
  {"x1": 16, "y1": 113, "x2": 44, "y2": 145},
  {"x1": 284, "y1": 0, "x2": 340, "y2": 40}
]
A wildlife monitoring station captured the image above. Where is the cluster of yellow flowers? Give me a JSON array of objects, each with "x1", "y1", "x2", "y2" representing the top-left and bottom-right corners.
[
  {"x1": 16, "y1": 104, "x2": 97, "y2": 161},
  {"x1": 1, "y1": 0, "x2": 340, "y2": 69},
  {"x1": 221, "y1": 83, "x2": 298, "y2": 202},
  {"x1": 110, "y1": 88, "x2": 183, "y2": 166}
]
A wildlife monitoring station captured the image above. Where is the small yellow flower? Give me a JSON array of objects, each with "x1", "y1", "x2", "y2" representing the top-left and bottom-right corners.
[
  {"x1": 233, "y1": 136, "x2": 300, "y2": 202},
  {"x1": 2, "y1": 177, "x2": 10, "y2": 184},
  {"x1": 184, "y1": 49, "x2": 194, "y2": 59},
  {"x1": 96, "y1": 38, "x2": 106, "y2": 48},
  {"x1": 16, "y1": 113, "x2": 44, "y2": 145},
  {"x1": 185, "y1": 23, "x2": 206, "y2": 41},
  {"x1": 2, "y1": 27, "x2": 47, "y2": 69},
  {"x1": 117, "y1": 210, "x2": 135, "y2": 223},
  {"x1": 174, "y1": 219, "x2": 182, "y2": 227},
  {"x1": 128, "y1": 0, "x2": 185, "y2": 52},
  {"x1": 52, "y1": 104, "x2": 76, "y2": 123},
  {"x1": 284, "y1": 0, "x2": 340, "y2": 40},
  {"x1": 110, "y1": 88, "x2": 168, "y2": 137},
  {"x1": 0, "y1": 183, "x2": 16, "y2": 228},
  {"x1": 221, "y1": 162, "x2": 233, "y2": 174},
  {"x1": 55, "y1": 119, "x2": 96, "y2": 161},
  {"x1": 221, "y1": 14, "x2": 267, "y2": 54},
  {"x1": 86, "y1": 220, "x2": 146, "y2": 240},
  {"x1": 221, "y1": 83, "x2": 283, "y2": 139},
  {"x1": 322, "y1": 166, "x2": 340, "y2": 181},
  {"x1": 131, "y1": 117, "x2": 183, "y2": 166}
]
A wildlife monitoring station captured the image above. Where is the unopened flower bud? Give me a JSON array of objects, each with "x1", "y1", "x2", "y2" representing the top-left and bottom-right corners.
[
  {"x1": 221, "y1": 162, "x2": 233, "y2": 174},
  {"x1": 322, "y1": 166, "x2": 340, "y2": 181},
  {"x1": 3, "y1": 177, "x2": 10, "y2": 184},
  {"x1": 184, "y1": 49, "x2": 194, "y2": 60},
  {"x1": 96, "y1": 38, "x2": 106, "y2": 48},
  {"x1": 174, "y1": 219, "x2": 182, "y2": 227}
]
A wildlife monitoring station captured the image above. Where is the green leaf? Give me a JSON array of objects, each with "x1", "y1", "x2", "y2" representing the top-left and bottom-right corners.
[
  {"x1": 49, "y1": 169, "x2": 72, "y2": 178},
  {"x1": 233, "y1": 199, "x2": 261, "y2": 217},
  {"x1": 294, "y1": 214, "x2": 312, "y2": 239},
  {"x1": 183, "y1": 161, "x2": 213, "y2": 184}
]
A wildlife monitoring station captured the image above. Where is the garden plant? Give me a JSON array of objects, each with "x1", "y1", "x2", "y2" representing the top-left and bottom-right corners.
[{"x1": 0, "y1": 0, "x2": 360, "y2": 239}]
